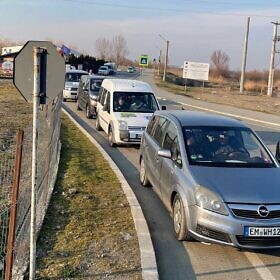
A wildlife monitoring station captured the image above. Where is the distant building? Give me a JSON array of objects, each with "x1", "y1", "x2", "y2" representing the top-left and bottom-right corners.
[
  {"x1": 1, "y1": 45, "x2": 23, "y2": 55},
  {"x1": 0, "y1": 45, "x2": 23, "y2": 75}
]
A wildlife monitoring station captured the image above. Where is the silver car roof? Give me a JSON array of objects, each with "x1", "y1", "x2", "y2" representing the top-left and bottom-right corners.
[{"x1": 156, "y1": 110, "x2": 247, "y2": 128}]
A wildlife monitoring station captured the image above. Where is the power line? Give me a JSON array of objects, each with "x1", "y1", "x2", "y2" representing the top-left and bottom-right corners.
[{"x1": 61, "y1": 0, "x2": 280, "y2": 18}]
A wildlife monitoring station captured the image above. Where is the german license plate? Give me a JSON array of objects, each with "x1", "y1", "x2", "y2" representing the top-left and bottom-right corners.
[{"x1": 244, "y1": 226, "x2": 280, "y2": 237}]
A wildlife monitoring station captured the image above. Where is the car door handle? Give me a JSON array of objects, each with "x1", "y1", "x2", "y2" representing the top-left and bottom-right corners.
[{"x1": 154, "y1": 153, "x2": 159, "y2": 161}]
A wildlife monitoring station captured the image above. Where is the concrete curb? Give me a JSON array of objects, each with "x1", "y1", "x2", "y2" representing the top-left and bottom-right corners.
[{"x1": 62, "y1": 108, "x2": 159, "y2": 280}]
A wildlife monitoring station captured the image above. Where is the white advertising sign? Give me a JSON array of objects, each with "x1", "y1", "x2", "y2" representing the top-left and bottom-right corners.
[{"x1": 183, "y1": 61, "x2": 209, "y2": 81}]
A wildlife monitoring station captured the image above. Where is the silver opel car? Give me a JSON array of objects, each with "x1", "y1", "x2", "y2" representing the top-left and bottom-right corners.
[{"x1": 139, "y1": 110, "x2": 280, "y2": 249}]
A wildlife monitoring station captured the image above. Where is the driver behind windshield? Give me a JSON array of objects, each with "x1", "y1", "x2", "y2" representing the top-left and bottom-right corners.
[{"x1": 129, "y1": 96, "x2": 148, "y2": 111}]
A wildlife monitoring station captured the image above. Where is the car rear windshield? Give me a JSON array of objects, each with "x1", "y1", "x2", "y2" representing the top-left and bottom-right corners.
[
  {"x1": 183, "y1": 126, "x2": 276, "y2": 168},
  {"x1": 90, "y1": 79, "x2": 102, "y2": 92},
  {"x1": 65, "y1": 73, "x2": 85, "y2": 82},
  {"x1": 113, "y1": 91, "x2": 159, "y2": 113}
]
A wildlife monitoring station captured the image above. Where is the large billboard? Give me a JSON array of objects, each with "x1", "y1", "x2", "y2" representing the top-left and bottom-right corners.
[{"x1": 183, "y1": 61, "x2": 209, "y2": 81}]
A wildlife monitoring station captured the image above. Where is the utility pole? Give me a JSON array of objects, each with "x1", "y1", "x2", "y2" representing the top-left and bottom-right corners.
[
  {"x1": 159, "y1": 34, "x2": 170, "y2": 82},
  {"x1": 267, "y1": 22, "x2": 280, "y2": 96},
  {"x1": 158, "y1": 49, "x2": 162, "y2": 75},
  {"x1": 30, "y1": 47, "x2": 43, "y2": 279},
  {"x1": 240, "y1": 17, "x2": 250, "y2": 93}
]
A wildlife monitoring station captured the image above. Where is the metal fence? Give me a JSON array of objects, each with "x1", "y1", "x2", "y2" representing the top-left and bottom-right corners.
[{"x1": 0, "y1": 95, "x2": 62, "y2": 279}]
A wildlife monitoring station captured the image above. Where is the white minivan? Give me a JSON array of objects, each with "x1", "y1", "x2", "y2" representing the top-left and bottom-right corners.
[{"x1": 96, "y1": 79, "x2": 163, "y2": 146}]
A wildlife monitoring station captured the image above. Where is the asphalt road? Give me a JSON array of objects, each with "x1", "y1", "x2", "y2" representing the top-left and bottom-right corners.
[{"x1": 63, "y1": 70, "x2": 280, "y2": 280}]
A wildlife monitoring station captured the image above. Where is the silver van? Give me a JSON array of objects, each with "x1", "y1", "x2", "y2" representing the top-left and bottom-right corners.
[
  {"x1": 63, "y1": 69, "x2": 88, "y2": 102},
  {"x1": 77, "y1": 75, "x2": 106, "y2": 118}
]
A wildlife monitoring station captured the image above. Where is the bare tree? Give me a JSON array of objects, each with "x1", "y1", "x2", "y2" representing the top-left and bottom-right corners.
[
  {"x1": 95, "y1": 38, "x2": 112, "y2": 60},
  {"x1": 111, "y1": 35, "x2": 129, "y2": 65},
  {"x1": 211, "y1": 50, "x2": 230, "y2": 77}
]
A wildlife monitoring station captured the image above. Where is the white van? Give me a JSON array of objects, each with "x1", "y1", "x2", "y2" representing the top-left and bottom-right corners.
[
  {"x1": 63, "y1": 69, "x2": 88, "y2": 101},
  {"x1": 104, "y1": 62, "x2": 117, "y2": 75},
  {"x1": 96, "y1": 79, "x2": 163, "y2": 146}
]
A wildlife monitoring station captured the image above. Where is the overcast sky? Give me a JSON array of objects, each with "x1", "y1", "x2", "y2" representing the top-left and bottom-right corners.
[{"x1": 1, "y1": 0, "x2": 280, "y2": 70}]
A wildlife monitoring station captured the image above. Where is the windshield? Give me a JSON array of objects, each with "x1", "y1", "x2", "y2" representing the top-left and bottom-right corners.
[
  {"x1": 113, "y1": 91, "x2": 159, "y2": 113},
  {"x1": 100, "y1": 66, "x2": 107, "y2": 70},
  {"x1": 65, "y1": 73, "x2": 84, "y2": 82},
  {"x1": 183, "y1": 126, "x2": 275, "y2": 168},
  {"x1": 90, "y1": 79, "x2": 102, "y2": 92}
]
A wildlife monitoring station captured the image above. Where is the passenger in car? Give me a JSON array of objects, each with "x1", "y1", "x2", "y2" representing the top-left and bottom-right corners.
[
  {"x1": 130, "y1": 96, "x2": 148, "y2": 111},
  {"x1": 115, "y1": 96, "x2": 128, "y2": 111}
]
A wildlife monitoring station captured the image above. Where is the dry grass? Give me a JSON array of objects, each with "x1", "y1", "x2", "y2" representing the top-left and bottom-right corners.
[
  {"x1": 244, "y1": 80, "x2": 267, "y2": 93},
  {"x1": 0, "y1": 80, "x2": 32, "y2": 135},
  {"x1": 0, "y1": 80, "x2": 142, "y2": 279},
  {"x1": 36, "y1": 115, "x2": 142, "y2": 279},
  {"x1": 154, "y1": 74, "x2": 280, "y2": 115}
]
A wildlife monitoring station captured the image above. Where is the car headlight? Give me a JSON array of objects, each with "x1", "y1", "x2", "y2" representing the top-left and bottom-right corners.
[
  {"x1": 195, "y1": 186, "x2": 228, "y2": 215},
  {"x1": 90, "y1": 94, "x2": 98, "y2": 101},
  {"x1": 65, "y1": 87, "x2": 71, "y2": 91},
  {"x1": 118, "y1": 120, "x2": 128, "y2": 130}
]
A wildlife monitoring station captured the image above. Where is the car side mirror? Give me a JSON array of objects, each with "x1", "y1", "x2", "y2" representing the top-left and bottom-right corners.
[
  {"x1": 158, "y1": 149, "x2": 172, "y2": 159},
  {"x1": 103, "y1": 103, "x2": 110, "y2": 113},
  {"x1": 161, "y1": 105, "x2": 167, "y2": 110},
  {"x1": 276, "y1": 141, "x2": 280, "y2": 162}
]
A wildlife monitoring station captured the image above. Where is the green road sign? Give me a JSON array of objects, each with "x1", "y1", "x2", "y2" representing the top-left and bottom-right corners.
[{"x1": 139, "y1": 55, "x2": 149, "y2": 66}]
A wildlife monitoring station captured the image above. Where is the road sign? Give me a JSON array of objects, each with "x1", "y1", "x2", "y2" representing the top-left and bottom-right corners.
[
  {"x1": 14, "y1": 41, "x2": 65, "y2": 103},
  {"x1": 183, "y1": 61, "x2": 209, "y2": 81},
  {"x1": 139, "y1": 55, "x2": 149, "y2": 66}
]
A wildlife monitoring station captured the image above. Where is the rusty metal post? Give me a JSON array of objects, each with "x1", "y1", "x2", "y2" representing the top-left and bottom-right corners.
[{"x1": 5, "y1": 130, "x2": 24, "y2": 280}]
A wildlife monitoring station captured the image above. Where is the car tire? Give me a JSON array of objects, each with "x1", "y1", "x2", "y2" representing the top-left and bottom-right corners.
[
  {"x1": 63, "y1": 98, "x2": 66, "y2": 102},
  {"x1": 86, "y1": 104, "x2": 92, "y2": 119},
  {"x1": 140, "y1": 158, "x2": 150, "y2": 187},
  {"x1": 108, "y1": 126, "x2": 116, "y2": 147},
  {"x1": 173, "y1": 194, "x2": 192, "y2": 241},
  {"x1": 76, "y1": 100, "x2": 82, "y2": 111},
  {"x1": 95, "y1": 115, "x2": 102, "y2": 131}
]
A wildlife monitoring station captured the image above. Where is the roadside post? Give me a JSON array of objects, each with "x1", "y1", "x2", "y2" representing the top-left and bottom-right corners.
[{"x1": 13, "y1": 41, "x2": 65, "y2": 279}]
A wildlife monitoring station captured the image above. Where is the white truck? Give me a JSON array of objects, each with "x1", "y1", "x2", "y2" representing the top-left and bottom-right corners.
[{"x1": 104, "y1": 62, "x2": 117, "y2": 75}]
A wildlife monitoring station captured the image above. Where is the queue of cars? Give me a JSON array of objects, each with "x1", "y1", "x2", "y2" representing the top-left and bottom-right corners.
[{"x1": 71, "y1": 72, "x2": 280, "y2": 249}]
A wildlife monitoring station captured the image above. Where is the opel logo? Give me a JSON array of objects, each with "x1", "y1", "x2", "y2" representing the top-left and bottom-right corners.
[{"x1": 258, "y1": 205, "x2": 269, "y2": 217}]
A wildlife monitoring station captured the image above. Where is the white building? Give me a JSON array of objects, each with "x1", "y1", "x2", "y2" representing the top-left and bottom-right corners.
[{"x1": 1, "y1": 45, "x2": 23, "y2": 55}]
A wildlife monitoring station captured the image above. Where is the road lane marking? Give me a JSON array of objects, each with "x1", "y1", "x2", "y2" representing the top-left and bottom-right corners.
[
  {"x1": 179, "y1": 102, "x2": 280, "y2": 128},
  {"x1": 157, "y1": 95, "x2": 280, "y2": 129},
  {"x1": 244, "y1": 251, "x2": 276, "y2": 280}
]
